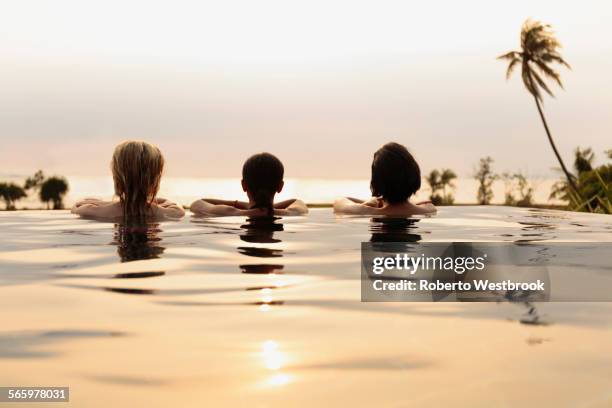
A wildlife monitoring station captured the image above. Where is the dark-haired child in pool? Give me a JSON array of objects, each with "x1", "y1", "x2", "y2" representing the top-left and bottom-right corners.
[
  {"x1": 190, "y1": 153, "x2": 308, "y2": 217},
  {"x1": 334, "y1": 142, "x2": 436, "y2": 216}
]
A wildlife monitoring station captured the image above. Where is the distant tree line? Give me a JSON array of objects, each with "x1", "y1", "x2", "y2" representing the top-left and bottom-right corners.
[
  {"x1": 0, "y1": 170, "x2": 69, "y2": 210},
  {"x1": 468, "y1": 148, "x2": 610, "y2": 212},
  {"x1": 427, "y1": 157, "x2": 533, "y2": 207}
]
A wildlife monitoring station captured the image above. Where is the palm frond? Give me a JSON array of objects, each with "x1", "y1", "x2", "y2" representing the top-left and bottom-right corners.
[
  {"x1": 497, "y1": 51, "x2": 521, "y2": 61},
  {"x1": 544, "y1": 53, "x2": 571, "y2": 69},
  {"x1": 521, "y1": 64, "x2": 540, "y2": 100},
  {"x1": 533, "y1": 59, "x2": 563, "y2": 88},
  {"x1": 530, "y1": 65, "x2": 555, "y2": 97},
  {"x1": 500, "y1": 18, "x2": 570, "y2": 102},
  {"x1": 505, "y1": 58, "x2": 521, "y2": 79}
]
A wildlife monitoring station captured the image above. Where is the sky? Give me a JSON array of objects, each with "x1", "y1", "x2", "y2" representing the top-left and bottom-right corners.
[{"x1": 0, "y1": 0, "x2": 611, "y2": 180}]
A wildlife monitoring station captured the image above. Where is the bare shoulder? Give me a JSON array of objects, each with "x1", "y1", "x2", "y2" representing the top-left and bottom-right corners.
[
  {"x1": 413, "y1": 202, "x2": 437, "y2": 214},
  {"x1": 377, "y1": 202, "x2": 437, "y2": 216}
]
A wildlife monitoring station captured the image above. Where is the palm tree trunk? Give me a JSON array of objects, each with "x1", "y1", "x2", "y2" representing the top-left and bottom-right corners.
[{"x1": 532, "y1": 95, "x2": 581, "y2": 199}]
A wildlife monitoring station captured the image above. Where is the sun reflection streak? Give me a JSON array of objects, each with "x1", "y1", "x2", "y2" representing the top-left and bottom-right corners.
[
  {"x1": 262, "y1": 340, "x2": 278, "y2": 352},
  {"x1": 267, "y1": 373, "x2": 292, "y2": 387},
  {"x1": 259, "y1": 340, "x2": 293, "y2": 387},
  {"x1": 261, "y1": 340, "x2": 283, "y2": 370},
  {"x1": 258, "y1": 288, "x2": 276, "y2": 312}
]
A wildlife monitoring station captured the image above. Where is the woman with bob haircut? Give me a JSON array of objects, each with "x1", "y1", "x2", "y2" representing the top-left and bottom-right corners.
[
  {"x1": 334, "y1": 142, "x2": 436, "y2": 216},
  {"x1": 71, "y1": 141, "x2": 185, "y2": 220},
  {"x1": 190, "y1": 152, "x2": 308, "y2": 217}
]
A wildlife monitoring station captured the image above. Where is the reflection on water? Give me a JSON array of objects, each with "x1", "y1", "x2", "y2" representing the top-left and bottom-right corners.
[
  {"x1": 266, "y1": 373, "x2": 292, "y2": 387},
  {"x1": 1, "y1": 207, "x2": 612, "y2": 406},
  {"x1": 526, "y1": 336, "x2": 552, "y2": 346},
  {"x1": 0, "y1": 330, "x2": 124, "y2": 358},
  {"x1": 261, "y1": 340, "x2": 283, "y2": 369},
  {"x1": 245, "y1": 285, "x2": 282, "y2": 291},
  {"x1": 367, "y1": 217, "x2": 427, "y2": 297},
  {"x1": 112, "y1": 223, "x2": 165, "y2": 262},
  {"x1": 87, "y1": 374, "x2": 169, "y2": 387},
  {"x1": 237, "y1": 247, "x2": 283, "y2": 257},
  {"x1": 240, "y1": 217, "x2": 284, "y2": 244},
  {"x1": 519, "y1": 302, "x2": 550, "y2": 326},
  {"x1": 239, "y1": 217, "x2": 286, "y2": 277},
  {"x1": 368, "y1": 218, "x2": 423, "y2": 279},
  {"x1": 113, "y1": 271, "x2": 165, "y2": 279},
  {"x1": 509, "y1": 209, "x2": 559, "y2": 242},
  {"x1": 260, "y1": 340, "x2": 293, "y2": 387},
  {"x1": 105, "y1": 287, "x2": 156, "y2": 295},
  {"x1": 240, "y1": 264, "x2": 284, "y2": 274},
  {"x1": 365, "y1": 218, "x2": 560, "y2": 303},
  {"x1": 369, "y1": 217, "x2": 422, "y2": 243}
]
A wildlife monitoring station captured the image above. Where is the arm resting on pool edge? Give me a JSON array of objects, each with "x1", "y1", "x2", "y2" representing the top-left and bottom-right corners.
[
  {"x1": 71, "y1": 200, "x2": 119, "y2": 218},
  {"x1": 153, "y1": 198, "x2": 185, "y2": 218},
  {"x1": 274, "y1": 199, "x2": 308, "y2": 216},
  {"x1": 190, "y1": 198, "x2": 308, "y2": 216},
  {"x1": 72, "y1": 197, "x2": 110, "y2": 207},
  {"x1": 333, "y1": 197, "x2": 377, "y2": 215},
  {"x1": 190, "y1": 199, "x2": 244, "y2": 216},
  {"x1": 195, "y1": 198, "x2": 250, "y2": 209}
]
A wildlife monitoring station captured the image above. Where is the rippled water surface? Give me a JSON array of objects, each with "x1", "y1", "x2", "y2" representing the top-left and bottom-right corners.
[{"x1": 1, "y1": 207, "x2": 611, "y2": 407}]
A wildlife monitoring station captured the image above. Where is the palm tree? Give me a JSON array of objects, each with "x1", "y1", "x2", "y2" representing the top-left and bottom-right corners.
[
  {"x1": 425, "y1": 170, "x2": 443, "y2": 205},
  {"x1": 439, "y1": 169, "x2": 457, "y2": 204},
  {"x1": 498, "y1": 19, "x2": 579, "y2": 199},
  {"x1": 573, "y1": 147, "x2": 594, "y2": 175},
  {"x1": 550, "y1": 147, "x2": 595, "y2": 202},
  {"x1": 550, "y1": 147, "x2": 610, "y2": 212},
  {"x1": 40, "y1": 177, "x2": 69, "y2": 209}
]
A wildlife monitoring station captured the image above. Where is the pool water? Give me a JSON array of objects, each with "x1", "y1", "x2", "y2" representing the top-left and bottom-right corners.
[{"x1": 0, "y1": 207, "x2": 611, "y2": 407}]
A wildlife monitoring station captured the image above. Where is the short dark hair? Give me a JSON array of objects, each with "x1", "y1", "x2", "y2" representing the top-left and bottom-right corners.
[
  {"x1": 242, "y1": 153, "x2": 284, "y2": 215},
  {"x1": 370, "y1": 142, "x2": 421, "y2": 204}
]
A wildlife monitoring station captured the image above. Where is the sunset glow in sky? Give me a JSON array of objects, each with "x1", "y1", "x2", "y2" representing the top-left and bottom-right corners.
[{"x1": 1, "y1": 0, "x2": 611, "y2": 179}]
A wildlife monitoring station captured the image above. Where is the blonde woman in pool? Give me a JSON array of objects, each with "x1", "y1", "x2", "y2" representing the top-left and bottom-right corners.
[
  {"x1": 190, "y1": 152, "x2": 308, "y2": 217},
  {"x1": 71, "y1": 141, "x2": 185, "y2": 220},
  {"x1": 334, "y1": 142, "x2": 436, "y2": 216}
]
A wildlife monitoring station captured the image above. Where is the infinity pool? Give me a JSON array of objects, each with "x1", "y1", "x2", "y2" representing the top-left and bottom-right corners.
[{"x1": 1, "y1": 207, "x2": 611, "y2": 407}]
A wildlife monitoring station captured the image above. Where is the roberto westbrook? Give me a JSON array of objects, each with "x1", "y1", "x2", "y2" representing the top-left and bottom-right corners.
[{"x1": 372, "y1": 279, "x2": 546, "y2": 292}]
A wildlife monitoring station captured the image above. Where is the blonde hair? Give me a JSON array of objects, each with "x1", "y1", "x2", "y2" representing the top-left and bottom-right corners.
[{"x1": 111, "y1": 141, "x2": 164, "y2": 220}]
